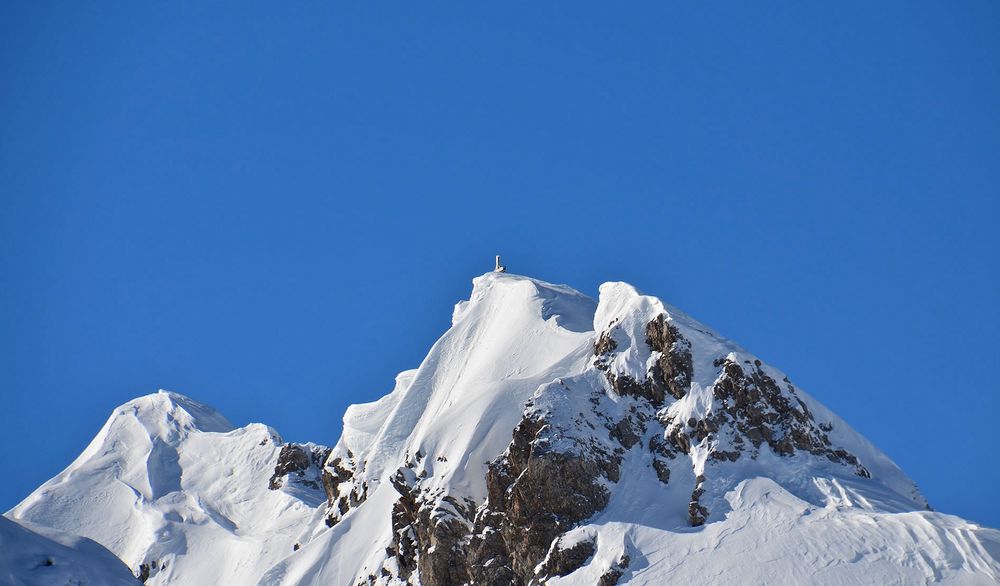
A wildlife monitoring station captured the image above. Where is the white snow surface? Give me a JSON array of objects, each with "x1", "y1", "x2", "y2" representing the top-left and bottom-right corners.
[
  {"x1": 0, "y1": 515, "x2": 140, "y2": 586},
  {"x1": 8, "y1": 390, "x2": 328, "y2": 585},
  {"x1": 7, "y1": 273, "x2": 1000, "y2": 585}
]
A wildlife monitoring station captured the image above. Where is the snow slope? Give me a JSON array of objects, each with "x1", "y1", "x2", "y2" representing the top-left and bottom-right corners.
[
  {"x1": 8, "y1": 272, "x2": 1000, "y2": 585},
  {"x1": 549, "y1": 476, "x2": 1000, "y2": 586},
  {"x1": 0, "y1": 515, "x2": 140, "y2": 586},
  {"x1": 8, "y1": 391, "x2": 329, "y2": 585}
]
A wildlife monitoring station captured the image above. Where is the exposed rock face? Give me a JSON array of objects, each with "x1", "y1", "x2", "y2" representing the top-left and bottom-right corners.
[
  {"x1": 302, "y1": 280, "x2": 913, "y2": 586},
  {"x1": 594, "y1": 314, "x2": 693, "y2": 406},
  {"x1": 320, "y1": 454, "x2": 364, "y2": 526},
  {"x1": 645, "y1": 314, "x2": 694, "y2": 401},
  {"x1": 598, "y1": 554, "x2": 631, "y2": 586},
  {"x1": 592, "y1": 313, "x2": 872, "y2": 527},
  {"x1": 321, "y1": 449, "x2": 378, "y2": 530},
  {"x1": 468, "y1": 405, "x2": 622, "y2": 584},
  {"x1": 705, "y1": 358, "x2": 869, "y2": 477},
  {"x1": 385, "y1": 462, "x2": 476, "y2": 586},
  {"x1": 658, "y1": 355, "x2": 870, "y2": 525},
  {"x1": 540, "y1": 537, "x2": 596, "y2": 578},
  {"x1": 268, "y1": 443, "x2": 330, "y2": 491}
]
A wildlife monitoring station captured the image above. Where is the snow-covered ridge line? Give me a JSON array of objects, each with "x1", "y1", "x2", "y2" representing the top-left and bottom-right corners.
[
  {"x1": 7, "y1": 272, "x2": 1000, "y2": 585},
  {"x1": 9, "y1": 389, "x2": 329, "y2": 585}
]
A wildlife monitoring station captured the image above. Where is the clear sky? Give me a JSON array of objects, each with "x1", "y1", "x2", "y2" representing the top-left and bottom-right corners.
[{"x1": 2, "y1": 3, "x2": 998, "y2": 527}]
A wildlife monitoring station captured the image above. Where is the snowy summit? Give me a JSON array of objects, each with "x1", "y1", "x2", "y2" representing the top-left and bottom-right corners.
[{"x1": 6, "y1": 272, "x2": 1000, "y2": 585}]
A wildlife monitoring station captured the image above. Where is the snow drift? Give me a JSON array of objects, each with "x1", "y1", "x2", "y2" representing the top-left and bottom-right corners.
[{"x1": 0, "y1": 515, "x2": 140, "y2": 586}]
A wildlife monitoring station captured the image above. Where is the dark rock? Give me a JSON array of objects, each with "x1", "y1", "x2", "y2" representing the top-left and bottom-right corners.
[
  {"x1": 594, "y1": 315, "x2": 693, "y2": 406},
  {"x1": 384, "y1": 468, "x2": 474, "y2": 586},
  {"x1": 469, "y1": 412, "x2": 620, "y2": 584},
  {"x1": 609, "y1": 417, "x2": 640, "y2": 448},
  {"x1": 706, "y1": 359, "x2": 869, "y2": 477},
  {"x1": 652, "y1": 459, "x2": 671, "y2": 484},
  {"x1": 689, "y1": 474, "x2": 709, "y2": 527},
  {"x1": 540, "y1": 537, "x2": 596, "y2": 578},
  {"x1": 321, "y1": 456, "x2": 359, "y2": 526},
  {"x1": 594, "y1": 331, "x2": 618, "y2": 356},
  {"x1": 269, "y1": 445, "x2": 311, "y2": 490},
  {"x1": 645, "y1": 314, "x2": 694, "y2": 401},
  {"x1": 269, "y1": 444, "x2": 331, "y2": 491},
  {"x1": 598, "y1": 553, "x2": 631, "y2": 586}
]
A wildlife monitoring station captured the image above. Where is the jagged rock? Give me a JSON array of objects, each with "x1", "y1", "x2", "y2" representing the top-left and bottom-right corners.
[
  {"x1": 689, "y1": 474, "x2": 709, "y2": 526},
  {"x1": 269, "y1": 443, "x2": 330, "y2": 491},
  {"x1": 593, "y1": 331, "x2": 618, "y2": 356},
  {"x1": 609, "y1": 416, "x2": 640, "y2": 448},
  {"x1": 704, "y1": 358, "x2": 868, "y2": 477},
  {"x1": 321, "y1": 452, "x2": 371, "y2": 527},
  {"x1": 594, "y1": 314, "x2": 693, "y2": 406},
  {"x1": 269, "y1": 445, "x2": 311, "y2": 490},
  {"x1": 652, "y1": 459, "x2": 671, "y2": 484},
  {"x1": 645, "y1": 314, "x2": 694, "y2": 400},
  {"x1": 469, "y1": 409, "x2": 621, "y2": 584},
  {"x1": 598, "y1": 553, "x2": 631, "y2": 586},
  {"x1": 384, "y1": 467, "x2": 475, "y2": 586},
  {"x1": 540, "y1": 537, "x2": 596, "y2": 578}
]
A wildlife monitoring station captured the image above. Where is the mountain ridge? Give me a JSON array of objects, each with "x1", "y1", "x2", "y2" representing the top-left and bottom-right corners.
[{"x1": 7, "y1": 272, "x2": 1000, "y2": 585}]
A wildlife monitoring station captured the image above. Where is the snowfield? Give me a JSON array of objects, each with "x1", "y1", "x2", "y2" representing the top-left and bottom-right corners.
[
  {"x1": 0, "y1": 515, "x2": 140, "y2": 585},
  {"x1": 9, "y1": 391, "x2": 329, "y2": 585},
  {"x1": 6, "y1": 272, "x2": 1000, "y2": 585}
]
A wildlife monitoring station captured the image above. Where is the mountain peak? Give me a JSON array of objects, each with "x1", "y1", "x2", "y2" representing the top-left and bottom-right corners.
[
  {"x1": 111, "y1": 389, "x2": 235, "y2": 436},
  {"x1": 10, "y1": 273, "x2": 1000, "y2": 585}
]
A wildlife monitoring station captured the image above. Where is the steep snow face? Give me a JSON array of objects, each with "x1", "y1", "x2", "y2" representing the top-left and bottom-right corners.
[
  {"x1": 0, "y1": 516, "x2": 140, "y2": 586},
  {"x1": 9, "y1": 391, "x2": 329, "y2": 585},
  {"x1": 356, "y1": 272, "x2": 597, "y2": 499}
]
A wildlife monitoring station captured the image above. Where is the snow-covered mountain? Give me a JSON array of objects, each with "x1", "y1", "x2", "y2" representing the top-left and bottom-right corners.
[
  {"x1": 0, "y1": 515, "x2": 140, "y2": 585},
  {"x1": 8, "y1": 391, "x2": 330, "y2": 585},
  {"x1": 7, "y1": 272, "x2": 1000, "y2": 585}
]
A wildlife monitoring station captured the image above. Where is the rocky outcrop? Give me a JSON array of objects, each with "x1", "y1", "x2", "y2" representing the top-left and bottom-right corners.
[
  {"x1": 385, "y1": 463, "x2": 475, "y2": 586},
  {"x1": 594, "y1": 314, "x2": 693, "y2": 406},
  {"x1": 321, "y1": 454, "x2": 366, "y2": 527},
  {"x1": 688, "y1": 474, "x2": 709, "y2": 527},
  {"x1": 660, "y1": 357, "x2": 870, "y2": 525},
  {"x1": 595, "y1": 314, "x2": 870, "y2": 528},
  {"x1": 645, "y1": 314, "x2": 694, "y2": 401},
  {"x1": 268, "y1": 443, "x2": 330, "y2": 491},
  {"x1": 468, "y1": 388, "x2": 624, "y2": 584},
  {"x1": 598, "y1": 553, "x2": 631, "y2": 586},
  {"x1": 540, "y1": 537, "x2": 596, "y2": 578}
]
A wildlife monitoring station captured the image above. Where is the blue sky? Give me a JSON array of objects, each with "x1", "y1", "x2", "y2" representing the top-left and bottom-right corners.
[{"x1": 2, "y1": 3, "x2": 998, "y2": 527}]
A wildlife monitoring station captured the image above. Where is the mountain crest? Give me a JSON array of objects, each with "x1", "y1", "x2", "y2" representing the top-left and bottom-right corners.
[{"x1": 8, "y1": 273, "x2": 999, "y2": 585}]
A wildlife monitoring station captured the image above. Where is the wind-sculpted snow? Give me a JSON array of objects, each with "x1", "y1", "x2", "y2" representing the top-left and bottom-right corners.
[
  {"x1": 8, "y1": 273, "x2": 1000, "y2": 585},
  {"x1": 0, "y1": 516, "x2": 141, "y2": 585},
  {"x1": 9, "y1": 391, "x2": 329, "y2": 585}
]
